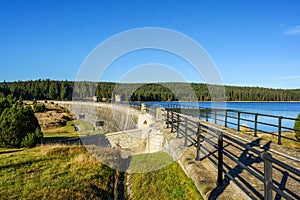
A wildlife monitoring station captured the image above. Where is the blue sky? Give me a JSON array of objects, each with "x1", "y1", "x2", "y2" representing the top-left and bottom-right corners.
[{"x1": 0, "y1": 0, "x2": 300, "y2": 88}]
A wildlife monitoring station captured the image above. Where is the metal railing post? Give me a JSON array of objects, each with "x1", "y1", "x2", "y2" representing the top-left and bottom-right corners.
[
  {"x1": 254, "y1": 113, "x2": 258, "y2": 137},
  {"x1": 214, "y1": 110, "x2": 217, "y2": 124},
  {"x1": 217, "y1": 134, "x2": 223, "y2": 186},
  {"x1": 176, "y1": 113, "x2": 180, "y2": 138},
  {"x1": 171, "y1": 112, "x2": 174, "y2": 133},
  {"x1": 237, "y1": 112, "x2": 241, "y2": 131},
  {"x1": 261, "y1": 152, "x2": 273, "y2": 200},
  {"x1": 195, "y1": 122, "x2": 201, "y2": 161},
  {"x1": 176, "y1": 113, "x2": 179, "y2": 133},
  {"x1": 167, "y1": 110, "x2": 170, "y2": 128},
  {"x1": 184, "y1": 117, "x2": 188, "y2": 146},
  {"x1": 199, "y1": 108, "x2": 202, "y2": 121},
  {"x1": 278, "y1": 117, "x2": 282, "y2": 145},
  {"x1": 225, "y1": 110, "x2": 228, "y2": 127}
]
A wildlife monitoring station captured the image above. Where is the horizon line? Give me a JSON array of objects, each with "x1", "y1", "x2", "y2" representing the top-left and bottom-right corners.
[{"x1": 0, "y1": 78, "x2": 300, "y2": 90}]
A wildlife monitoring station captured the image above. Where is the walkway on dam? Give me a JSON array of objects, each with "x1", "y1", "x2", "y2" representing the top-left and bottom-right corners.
[{"x1": 169, "y1": 114, "x2": 299, "y2": 200}]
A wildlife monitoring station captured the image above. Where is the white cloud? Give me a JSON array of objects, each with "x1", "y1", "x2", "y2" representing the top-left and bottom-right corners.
[
  {"x1": 284, "y1": 25, "x2": 300, "y2": 35},
  {"x1": 275, "y1": 75, "x2": 300, "y2": 80}
]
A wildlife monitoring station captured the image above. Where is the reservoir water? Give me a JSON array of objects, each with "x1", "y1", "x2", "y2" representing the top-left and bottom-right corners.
[{"x1": 143, "y1": 102, "x2": 300, "y2": 132}]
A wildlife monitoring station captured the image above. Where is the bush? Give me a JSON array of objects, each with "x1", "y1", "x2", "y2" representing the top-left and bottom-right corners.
[
  {"x1": 33, "y1": 104, "x2": 46, "y2": 113},
  {"x1": 21, "y1": 129, "x2": 42, "y2": 148},
  {"x1": 294, "y1": 113, "x2": 300, "y2": 140},
  {"x1": 0, "y1": 99, "x2": 43, "y2": 148}
]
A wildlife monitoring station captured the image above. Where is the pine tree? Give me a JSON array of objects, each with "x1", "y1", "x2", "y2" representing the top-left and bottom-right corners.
[{"x1": 293, "y1": 114, "x2": 300, "y2": 140}]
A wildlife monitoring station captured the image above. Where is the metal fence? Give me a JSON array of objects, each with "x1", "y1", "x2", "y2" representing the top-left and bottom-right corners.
[
  {"x1": 163, "y1": 103, "x2": 300, "y2": 145},
  {"x1": 165, "y1": 110, "x2": 300, "y2": 200}
]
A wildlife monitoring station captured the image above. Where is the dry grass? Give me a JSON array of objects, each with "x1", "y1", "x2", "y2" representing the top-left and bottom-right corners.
[{"x1": 258, "y1": 131, "x2": 300, "y2": 149}]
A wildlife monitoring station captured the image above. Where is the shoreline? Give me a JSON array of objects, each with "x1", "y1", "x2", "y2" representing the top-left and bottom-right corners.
[{"x1": 128, "y1": 100, "x2": 300, "y2": 103}]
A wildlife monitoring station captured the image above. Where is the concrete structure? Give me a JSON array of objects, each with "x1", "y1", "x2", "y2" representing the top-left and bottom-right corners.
[
  {"x1": 115, "y1": 94, "x2": 124, "y2": 102},
  {"x1": 54, "y1": 101, "x2": 300, "y2": 200},
  {"x1": 55, "y1": 101, "x2": 162, "y2": 153}
]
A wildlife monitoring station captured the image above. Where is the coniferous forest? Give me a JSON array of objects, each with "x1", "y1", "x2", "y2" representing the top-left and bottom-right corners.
[{"x1": 0, "y1": 79, "x2": 299, "y2": 102}]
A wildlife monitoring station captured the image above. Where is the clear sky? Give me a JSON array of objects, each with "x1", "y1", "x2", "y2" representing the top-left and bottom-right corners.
[{"x1": 0, "y1": 0, "x2": 300, "y2": 89}]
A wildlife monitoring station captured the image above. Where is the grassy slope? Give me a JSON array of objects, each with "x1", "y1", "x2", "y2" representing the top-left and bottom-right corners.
[
  {"x1": 0, "y1": 145, "x2": 116, "y2": 199},
  {"x1": 129, "y1": 152, "x2": 203, "y2": 200},
  {"x1": 0, "y1": 147, "x2": 203, "y2": 200}
]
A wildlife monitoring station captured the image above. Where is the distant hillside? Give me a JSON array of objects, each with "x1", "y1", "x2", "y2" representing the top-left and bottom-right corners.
[{"x1": 0, "y1": 79, "x2": 299, "y2": 101}]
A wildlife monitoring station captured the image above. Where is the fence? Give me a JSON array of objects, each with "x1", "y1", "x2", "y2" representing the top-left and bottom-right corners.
[
  {"x1": 165, "y1": 110, "x2": 300, "y2": 200},
  {"x1": 162, "y1": 103, "x2": 300, "y2": 145}
]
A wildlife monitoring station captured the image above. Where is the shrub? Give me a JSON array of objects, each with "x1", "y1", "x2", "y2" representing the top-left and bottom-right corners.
[
  {"x1": 33, "y1": 103, "x2": 46, "y2": 113},
  {"x1": 293, "y1": 113, "x2": 300, "y2": 140},
  {"x1": 0, "y1": 99, "x2": 43, "y2": 148},
  {"x1": 21, "y1": 128, "x2": 43, "y2": 148}
]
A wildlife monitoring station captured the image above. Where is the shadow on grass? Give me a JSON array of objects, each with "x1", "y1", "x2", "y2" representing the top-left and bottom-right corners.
[
  {"x1": 0, "y1": 149, "x2": 23, "y2": 155},
  {"x1": 42, "y1": 136, "x2": 79, "y2": 143},
  {"x1": 0, "y1": 156, "x2": 56, "y2": 170}
]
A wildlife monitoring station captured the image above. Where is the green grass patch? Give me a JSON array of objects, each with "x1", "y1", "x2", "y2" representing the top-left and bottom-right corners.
[
  {"x1": 75, "y1": 120, "x2": 94, "y2": 132},
  {"x1": 0, "y1": 145, "x2": 117, "y2": 199},
  {"x1": 42, "y1": 121, "x2": 106, "y2": 143},
  {"x1": 0, "y1": 147, "x2": 202, "y2": 199},
  {"x1": 129, "y1": 152, "x2": 203, "y2": 200},
  {"x1": 129, "y1": 152, "x2": 174, "y2": 173}
]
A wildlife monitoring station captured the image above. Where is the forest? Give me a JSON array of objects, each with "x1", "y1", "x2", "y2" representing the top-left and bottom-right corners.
[{"x1": 0, "y1": 79, "x2": 299, "y2": 102}]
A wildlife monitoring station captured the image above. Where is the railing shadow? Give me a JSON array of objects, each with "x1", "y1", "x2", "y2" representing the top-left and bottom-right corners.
[
  {"x1": 166, "y1": 110, "x2": 299, "y2": 199},
  {"x1": 208, "y1": 139, "x2": 270, "y2": 199}
]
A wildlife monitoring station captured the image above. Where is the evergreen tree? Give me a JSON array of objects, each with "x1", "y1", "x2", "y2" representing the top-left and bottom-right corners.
[
  {"x1": 0, "y1": 98, "x2": 43, "y2": 147},
  {"x1": 293, "y1": 114, "x2": 300, "y2": 140}
]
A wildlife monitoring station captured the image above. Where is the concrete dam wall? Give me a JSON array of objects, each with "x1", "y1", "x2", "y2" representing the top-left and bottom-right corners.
[
  {"x1": 53, "y1": 101, "x2": 164, "y2": 154},
  {"x1": 55, "y1": 101, "x2": 140, "y2": 133}
]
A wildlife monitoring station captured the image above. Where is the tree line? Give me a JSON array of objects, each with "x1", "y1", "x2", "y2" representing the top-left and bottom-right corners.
[{"x1": 0, "y1": 80, "x2": 299, "y2": 102}]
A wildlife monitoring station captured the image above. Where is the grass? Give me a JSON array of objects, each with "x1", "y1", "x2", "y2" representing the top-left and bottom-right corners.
[
  {"x1": 129, "y1": 152, "x2": 174, "y2": 173},
  {"x1": 42, "y1": 120, "x2": 106, "y2": 143},
  {"x1": 259, "y1": 131, "x2": 300, "y2": 150},
  {"x1": 0, "y1": 145, "x2": 118, "y2": 199},
  {"x1": 0, "y1": 147, "x2": 203, "y2": 199},
  {"x1": 129, "y1": 152, "x2": 203, "y2": 200},
  {"x1": 0, "y1": 147, "x2": 23, "y2": 154}
]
